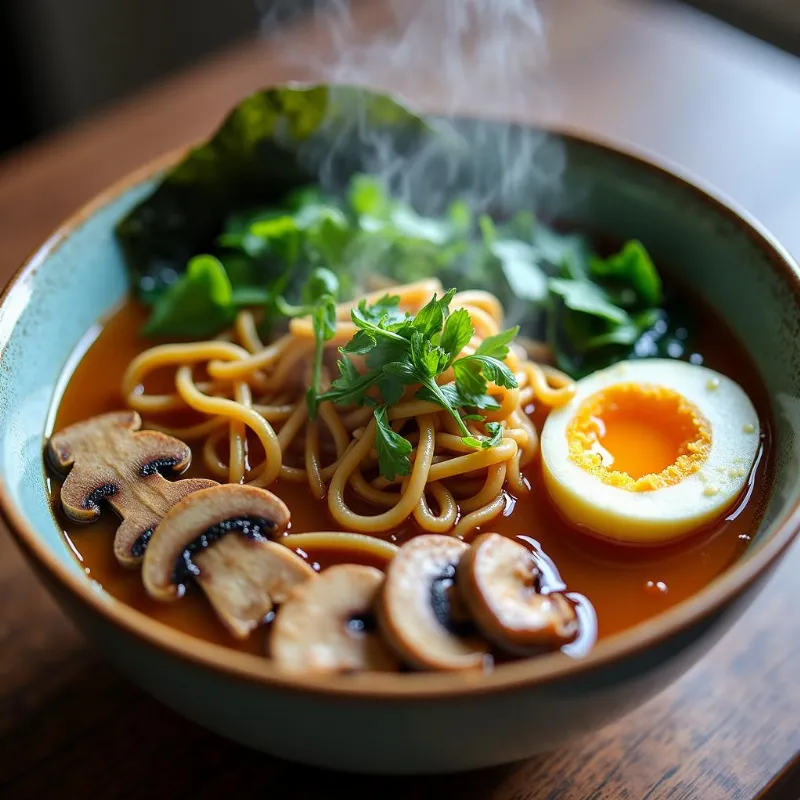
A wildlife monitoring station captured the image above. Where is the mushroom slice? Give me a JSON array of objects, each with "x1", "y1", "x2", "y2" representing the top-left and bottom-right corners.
[
  {"x1": 376, "y1": 535, "x2": 489, "y2": 671},
  {"x1": 47, "y1": 410, "x2": 217, "y2": 566},
  {"x1": 458, "y1": 533, "x2": 579, "y2": 653},
  {"x1": 271, "y1": 564, "x2": 398, "y2": 673},
  {"x1": 142, "y1": 484, "x2": 315, "y2": 639}
]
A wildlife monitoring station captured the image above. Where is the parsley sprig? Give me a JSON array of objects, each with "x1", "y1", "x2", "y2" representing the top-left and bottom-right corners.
[
  {"x1": 276, "y1": 267, "x2": 339, "y2": 417},
  {"x1": 317, "y1": 290, "x2": 519, "y2": 479}
]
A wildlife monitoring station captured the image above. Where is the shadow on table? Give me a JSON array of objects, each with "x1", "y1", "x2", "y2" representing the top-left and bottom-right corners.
[{"x1": 0, "y1": 654, "x2": 535, "y2": 799}]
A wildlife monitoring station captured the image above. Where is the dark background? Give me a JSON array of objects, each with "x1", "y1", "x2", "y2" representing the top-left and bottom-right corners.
[{"x1": 0, "y1": 0, "x2": 797, "y2": 158}]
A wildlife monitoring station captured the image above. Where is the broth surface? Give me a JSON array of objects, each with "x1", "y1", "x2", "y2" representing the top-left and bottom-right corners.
[{"x1": 47, "y1": 297, "x2": 773, "y2": 656}]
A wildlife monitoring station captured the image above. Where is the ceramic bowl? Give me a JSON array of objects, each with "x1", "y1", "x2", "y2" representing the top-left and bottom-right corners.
[{"x1": 2, "y1": 129, "x2": 800, "y2": 775}]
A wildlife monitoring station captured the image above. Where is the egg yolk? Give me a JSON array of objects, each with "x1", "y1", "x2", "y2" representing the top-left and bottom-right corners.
[{"x1": 566, "y1": 383, "x2": 711, "y2": 491}]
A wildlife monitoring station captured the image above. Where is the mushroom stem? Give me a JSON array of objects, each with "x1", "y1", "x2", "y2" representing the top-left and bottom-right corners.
[
  {"x1": 195, "y1": 535, "x2": 315, "y2": 639},
  {"x1": 142, "y1": 484, "x2": 315, "y2": 639}
]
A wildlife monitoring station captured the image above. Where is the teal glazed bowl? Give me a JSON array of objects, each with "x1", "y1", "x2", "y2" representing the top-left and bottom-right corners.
[{"x1": 2, "y1": 130, "x2": 800, "y2": 775}]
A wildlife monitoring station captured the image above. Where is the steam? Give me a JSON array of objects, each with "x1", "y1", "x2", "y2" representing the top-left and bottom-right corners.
[
  {"x1": 258, "y1": 0, "x2": 566, "y2": 233},
  {"x1": 282, "y1": 0, "x2": 554, "y2": 117}
]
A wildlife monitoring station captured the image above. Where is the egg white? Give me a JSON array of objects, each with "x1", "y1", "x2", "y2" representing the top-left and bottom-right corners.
[{"x1": 540, "y1": 359, "x2": 761, "y2": 544}]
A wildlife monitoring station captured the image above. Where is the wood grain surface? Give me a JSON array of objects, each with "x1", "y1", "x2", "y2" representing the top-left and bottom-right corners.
[{"x1": 1, "y1": 1, "x2": 800, "y2": 797}]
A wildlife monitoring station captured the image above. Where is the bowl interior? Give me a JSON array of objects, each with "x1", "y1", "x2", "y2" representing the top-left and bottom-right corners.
[{"x1": 1, "y1": 134, "x2": 799, "y2": 650}]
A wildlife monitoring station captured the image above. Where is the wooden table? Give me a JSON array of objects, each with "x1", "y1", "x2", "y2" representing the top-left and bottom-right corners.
[{"x1": 2, "y1": 1, "x2": 800, "y2": 797}]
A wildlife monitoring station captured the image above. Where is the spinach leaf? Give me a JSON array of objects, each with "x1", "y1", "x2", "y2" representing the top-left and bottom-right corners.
[
  {"x1": 143, "y1": 255, "x2": 234, "y2": 338},
  {"x1": 590, "y1": 239, "x2": 662, "y2": 307},
  {"x1": 548, "y1": 278, "x2": 631, "y2": 325}
]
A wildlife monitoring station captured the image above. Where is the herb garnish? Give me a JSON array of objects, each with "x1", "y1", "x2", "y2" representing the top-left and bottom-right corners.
[
  {"x1": 117, "y1": 85, "x2": 690, "y2": 378},
  {"x1": 136, "y1": 169, "x2": 680, "y2": 379},
  {"x1": 275, "y1": 267, "x2": 339, "y2": 417},
  {"x1": 317, "y1": 290, "x2": 518, "y2": 479}
]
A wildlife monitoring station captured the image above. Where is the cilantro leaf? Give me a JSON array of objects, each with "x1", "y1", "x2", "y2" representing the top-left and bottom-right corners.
[
  {"x1": 440, "y1": 308, "x2": 474, "y2": 363},
  {"x1": 306, "y1": 295, "x2": 337, "y2": 416},
  {"x1": 411, "y1": 289, "x2": 457, "y2": 340},
  {"x1": 374, "y1": 406, "x2": 412, "y2": 480},
  {"x1": 351, "y1": 304, "x2": 407, "y2": 343},
  {"x1": 412, "y1": 379, "x2": 473, "y2": 441},
  {"x1": 410, "y1": 331, "x2": 449, "y2": 379},
  {"x1": 485, "y1": 422, "x2": 504, "y2": 447},
  {"x1": 275, "y1": 268, "x2": 341, "y2": 417},
  {"x1": 319, "y1": 357, "x2": 381, "y2": 406},
  {"x1": 354, "y1": 294, "x2": 404, "y2": 326},
  {"x1": 383, "y1": 360, "x2": 420, "y2": 383},
  {"x1": 342, "y1": 330, "x2": 377, "y2": 355},
  {"x1": 475, "y1": 325, "x2": 519, "y2": 360},
  {"x1": 376, "y1": 373, "x2": 405, "y2": 406},
  {"x1": 454, "y1": 354, "x2": 518, "y2": 390},
  {"x1": 457, "y1": 388, "x2": 502, "y2": 410},
  {"x1": 364, "y1": 336, "x2": 413, "y2": 371},
  {"x1": 451, "y1": 358, "x2": 486, "y2": 398}
]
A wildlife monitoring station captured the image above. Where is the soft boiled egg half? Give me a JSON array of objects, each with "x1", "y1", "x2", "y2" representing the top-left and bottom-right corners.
[{"x1": 540, "y1": 359, "x2": 760, "y2": 544}]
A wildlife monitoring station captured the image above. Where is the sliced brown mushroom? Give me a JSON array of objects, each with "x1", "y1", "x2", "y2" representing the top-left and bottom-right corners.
[
  {"x1": 271, "y1": 564, "x2": 399, "y2": 673},
  {"x1": 376, "y1": 535, "x2": 489, "y2": 671},
  {"x1": 47, "y1": 410, "x2": 217, "y2": 567},
  {"x1": 142, "y1": 483, "x2": 315, "y2": 639},
  {"x1": 457, "y1": 533, "x2": 578, "y2": 653}
]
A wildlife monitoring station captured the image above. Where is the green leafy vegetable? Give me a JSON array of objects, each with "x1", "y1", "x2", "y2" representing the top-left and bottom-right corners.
[
  {"x1": 115, "y1": 82, "x2": 686, "y2": 379},
  {"x1": 485, "y1": 422, "x2": 504, "y2": 447},
  {"x1": 475, "y1": 326, "x2": 519, "y2": 360},
  {"x1": 116, "y1": 85, "x2": 441, "y2": 305},
  {"x1": 479, "y1": 214, "x2": 548, "y2": 305},
  {"x1": 374, "y1": 406, "x2": 413, "y2": 480},
  {"x1": 303, "y1": 266, "x2": 340, "y2": 303},
  {"x1": 440, "y1": 309, "x2": 475, "y2": 365},
  {"x1": 454, "y1": 355, "x2": 517, "y2": 390},
  {"x1": 590, "y1": 240, "x2": 662, "y2": 307},
  {"x1": 322, "y1": 359, "x2": 380, "y2": 407},
  {"x1": 317, "y1": 289, "x2": 518, "y2": 478},
  {"x1": 142, "y1": 255, "x2": 235, "y2": 338},
  {"x1": 275, "y1": 267, "x2": 340, "y2": 417},
  {"x1": 546, "y1": 238, "x2": 670, "y2": 377},
  {"x1": 548, "y1": 278, "x2": 630, "y2": 324}
]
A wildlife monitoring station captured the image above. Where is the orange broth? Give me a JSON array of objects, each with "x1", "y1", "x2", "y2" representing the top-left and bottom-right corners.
[{"x1": 47, "y1": 297, "x2": 773, "y2": 657}]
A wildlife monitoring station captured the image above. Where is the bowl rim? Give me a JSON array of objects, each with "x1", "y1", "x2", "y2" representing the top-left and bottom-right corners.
[{"x1": 3, "y1": 123, "x2": 800, "y2": 700}]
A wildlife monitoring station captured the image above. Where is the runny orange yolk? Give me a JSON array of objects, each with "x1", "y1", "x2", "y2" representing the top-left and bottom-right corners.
[{"x1": 566, "y1": 382, "x2": 712, "y2": 491}]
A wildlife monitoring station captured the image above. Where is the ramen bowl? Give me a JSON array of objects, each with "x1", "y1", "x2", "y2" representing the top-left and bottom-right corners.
[{"x1": 2, "y1": 127, "x2": 800, "y2": 775}]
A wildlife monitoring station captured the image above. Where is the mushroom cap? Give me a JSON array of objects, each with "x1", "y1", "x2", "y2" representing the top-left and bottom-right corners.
[
  {"x1": 271, "y1": 564, "x2": 399, "y2": 673},
  {"x1": 376, "y1": 535, "x2": 489, "y2": 671},
  {"x1": 458, "y1": 533, "x2": 579, "y2": 653},
  {"x1": 48, "y1": 411, "x2": 192, "y2": 522},
  {"x1": 47, "y1": 410, "x2": 218, "y2": 566},
  {"x1": 142, "y1": 483, "x2": 293, "y2": 600}
]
